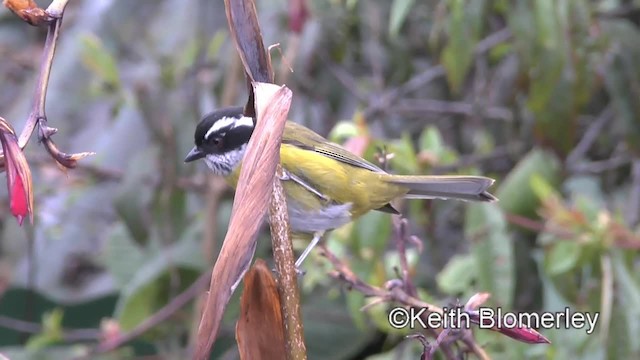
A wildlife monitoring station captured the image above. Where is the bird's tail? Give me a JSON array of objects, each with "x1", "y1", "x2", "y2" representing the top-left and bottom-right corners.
[{"x1": 385, "y1": 175, "x2": 498, "y2": 202}]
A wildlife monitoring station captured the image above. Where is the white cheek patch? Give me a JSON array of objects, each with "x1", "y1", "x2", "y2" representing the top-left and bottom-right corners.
[{"x1": 205, "y1": 117, "x2": 236, "y2": 140}]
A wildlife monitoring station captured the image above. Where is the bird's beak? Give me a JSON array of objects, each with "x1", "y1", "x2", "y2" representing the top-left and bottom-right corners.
[{"x1": 184, "y1": 147, "x2": 205, "y2": 163}]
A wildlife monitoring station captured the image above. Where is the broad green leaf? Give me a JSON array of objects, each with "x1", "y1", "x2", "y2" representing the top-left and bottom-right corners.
[
  {"x1": 564, "y1": 176, "x2": 605, "y2": 209},
  {"x1": 465, "y1": 204, "x2": 514, "y2": 307},
  {"x1": 113, "y1": 148, "x2": 157, "y2": 245},
  {"x1": 441, "y1": 0, "x2": 485, "y2": 92},
  {"x1": 382, "y1": 248, "x2": 419, "y2": 280},
  {"x1": 497, "y1": 149, "x2": 561, "y2": 219},
  {"x1": 302, "y1": 293, "x2": 375, "y2": 359},
  {"x1": 102, "y1": 223, "x2": 147, "y2": 288},
  {"x1": 388, "y1": 133, "x2": 418, "y2": 174},
  {"x1": 346, "y1": 291, "x2": 367, "y2": 331},
  {"x1": 611, "y1": 252, "x2": 640, "y2": 311},
  {"x1": 354, "y1": 211, "x2": 392, "y2": 257},
  {"x1": 419, "y1": 126, "x2": 443, "y2": 156},
  {"x1": 329, "y1": 121, "x2": 359, "y2": 143},
  {"x1": 113, "y1": 233, "x2": 204, "y2": 330},
  {"x1": 388, "y1": 0, "x2": 415, "y2": 38},
  {"x1": 607, "y1": 300, "x2": 632, "y2": 359},
  {"x1": 611, "y1": 252, "x2": 640, "y2": 355},
  {"x1": 544, "y1": 241, "x2": 581, "y2": 276},
  {"x1": 437, "y1": 254, "x2": 476, "y2": 295}
]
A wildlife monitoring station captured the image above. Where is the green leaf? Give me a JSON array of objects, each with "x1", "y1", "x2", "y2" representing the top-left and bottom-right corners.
[
  {"x1": 389, "y1": 133, "x2": 418, "y2": 174},
  {"x1": 497, "y1": 149, "x2": 561, "y2": 219},
  {"x1": 607, "y1": 300, "x2": 632, "y2": 359},
  {"x1": 329, "y1": 121, "x2": 359, "y2": 143},
  {"x1": 419, "y1": 126, "x2": 443, "y2": 155},
  {"x1": 102, "y1": 223, "x2": 147, "y2": 288},
  {"x1": 302, "y1": 293, "x2": 375, "y2": 359},
  {"x1": 437, "y1": 254, "x2": 476, "y2": 295},
  {"x1": 544, "y1": 241, "x2": 581, "y2": 276},
  {"x1": 354, "y1": 211, "x2": 392, "y2": 257},
  {"x1": 346, "y1": 291, "x2": 367, "y2": 331},
  {"x1": 26, "y1": 309, "x2": 64, "y2": 350},
  {"x1": 113, "y1": 233, "x2": 205, "y2": 330},
  {"x1": 604, "y1": 47, "x2": 640, "y2": 154},
  {"x1": 79, "y1": 33, "x2": 121, "y2": 89},
  {"x1": 113, "y1": 148, "x2": 158, "y2": 245},
  {"x1": 464, "y1": 204, "x2": 514, "y2": 307},
  {"x1": 206, "y1": 30, "x2": 228, "y2": 61},
  {"x1": 611, "y1": 252, "x2": 640, "y2": 355},
  {"x1": 441, "y1": 0, "x2": 485, "y2": 92},
  {"x1": 388, "y1": 0, "x2": 415, "y2": 38}
]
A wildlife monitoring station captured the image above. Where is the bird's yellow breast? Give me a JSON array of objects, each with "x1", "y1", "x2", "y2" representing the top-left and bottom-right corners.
[{"x1": 226, "y1": 142, "x2": 408, "y2": 223}]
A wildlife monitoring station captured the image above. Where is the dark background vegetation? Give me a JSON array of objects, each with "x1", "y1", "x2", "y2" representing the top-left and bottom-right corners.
[{"x1": 1, "y1": 0, "x2": 640, "y2": 358}]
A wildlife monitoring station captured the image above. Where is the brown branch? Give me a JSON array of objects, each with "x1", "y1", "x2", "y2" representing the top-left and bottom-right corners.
[
  {"x1": 270, "y1": 165, "x2": 306, "y2": 359},
  {"x1": 16, "y1": 0, "x2": 70, "y2": 150}
]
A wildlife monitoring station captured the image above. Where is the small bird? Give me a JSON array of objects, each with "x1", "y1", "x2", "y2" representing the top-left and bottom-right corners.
[{"x1": 185, "y1": 106, "x2": 497, "y2": 267}]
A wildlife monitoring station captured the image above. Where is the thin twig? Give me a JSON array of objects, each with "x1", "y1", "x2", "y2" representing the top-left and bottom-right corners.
[
  {"x1": 570, "y1": 154, "x2": 632, "y2": 174},
  {"x1": 474, "y1": 28, "x2": 512, "y2": 55},
  {"x1": 359, "y1": 27, "x2": 512, "y2": 120},
  {"x1": 0, "y1": 315, "x2": 100, "y2": 342},
  {"x1": 90, "y1": 271, "x2": 212, "y2": 355},
  {"x1": 392, "y1": 217, "x2": 417, "y2": 297},
  {"x1": 320, "y1": 245, "x2": 492, "y2": 360},
  {"x1": 566, "y1": 105, "x2": 614, "y2": 166},
  {"x1": 363, "y1": 65, "x2": 446, "y2": 119},
  {"x1": 393, "y1": 99, "x2": 513, "y2": 122}
]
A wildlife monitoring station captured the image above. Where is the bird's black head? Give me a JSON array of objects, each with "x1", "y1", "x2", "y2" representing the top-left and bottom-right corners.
[{"x1": 184, "y1": 106, "x2": 255, "y2": 176}]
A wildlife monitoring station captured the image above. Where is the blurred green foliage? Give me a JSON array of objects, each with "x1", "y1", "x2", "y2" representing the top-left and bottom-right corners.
[{"x1": 1, "y1": 0, "x2": 640, "y2": 359}]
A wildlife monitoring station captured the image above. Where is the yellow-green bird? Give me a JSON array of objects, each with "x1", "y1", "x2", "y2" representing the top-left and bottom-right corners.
[{"x1": 185, "y1": 106, "x2": 497, "y2": 266}]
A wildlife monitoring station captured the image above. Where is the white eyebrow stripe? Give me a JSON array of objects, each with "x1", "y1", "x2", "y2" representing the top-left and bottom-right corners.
[
  {"x1": 233, "y1": 116, "x2": 254, "y2": 129},
  {"x1": 205, "y1": 117, "x2": 237, "y2": 139}
]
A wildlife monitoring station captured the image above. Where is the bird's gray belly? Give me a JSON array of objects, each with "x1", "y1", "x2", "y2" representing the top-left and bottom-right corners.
[{"x1": 284, "y1": 200, "x2": 353, "y2": 233}]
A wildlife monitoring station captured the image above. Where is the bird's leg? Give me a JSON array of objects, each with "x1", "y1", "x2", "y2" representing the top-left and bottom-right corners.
[
  {"x1": 279, "y1": 169, "x2": 329, "y2": 201},
  {"x1": 295, "y1": 231, "x2": 325, "y2": 268}
]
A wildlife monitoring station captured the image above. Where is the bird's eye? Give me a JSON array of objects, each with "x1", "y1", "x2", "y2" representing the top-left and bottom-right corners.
[{"x1": 212, "y1": 137, "x2": 223, "y2": 148}]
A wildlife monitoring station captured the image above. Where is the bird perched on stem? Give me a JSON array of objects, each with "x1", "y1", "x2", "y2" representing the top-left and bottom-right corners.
[{"x1": 185, "y1": 107, "x2": 497, "y2": 267}]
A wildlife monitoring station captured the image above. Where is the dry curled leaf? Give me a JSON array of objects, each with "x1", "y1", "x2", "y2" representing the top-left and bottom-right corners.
[
  {"x1": 3, "y1": 0, "x2": 53, "y2": 25},
  {"x1": 236, "y1": 260, "x2": 286, "y2": 360},
  {"x1": 41, "y1": 136, "x2": 96, "y2": 170}
]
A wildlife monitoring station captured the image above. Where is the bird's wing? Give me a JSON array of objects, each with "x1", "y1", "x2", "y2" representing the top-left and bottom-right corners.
[{"x1": 282, "y1": 122, "x2": 385, "y2": 173}]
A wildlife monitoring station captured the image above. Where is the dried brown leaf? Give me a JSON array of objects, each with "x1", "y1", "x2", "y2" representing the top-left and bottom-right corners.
[
  {"x1": 3, "y1": 0, "x2": 52, "y2": 25},
  {"x1": 194, "y1": 83, "x2": 292, "y2": 359},
  {"x1": 236, "y1": 260, "x2": 287, "y2": 360}
]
